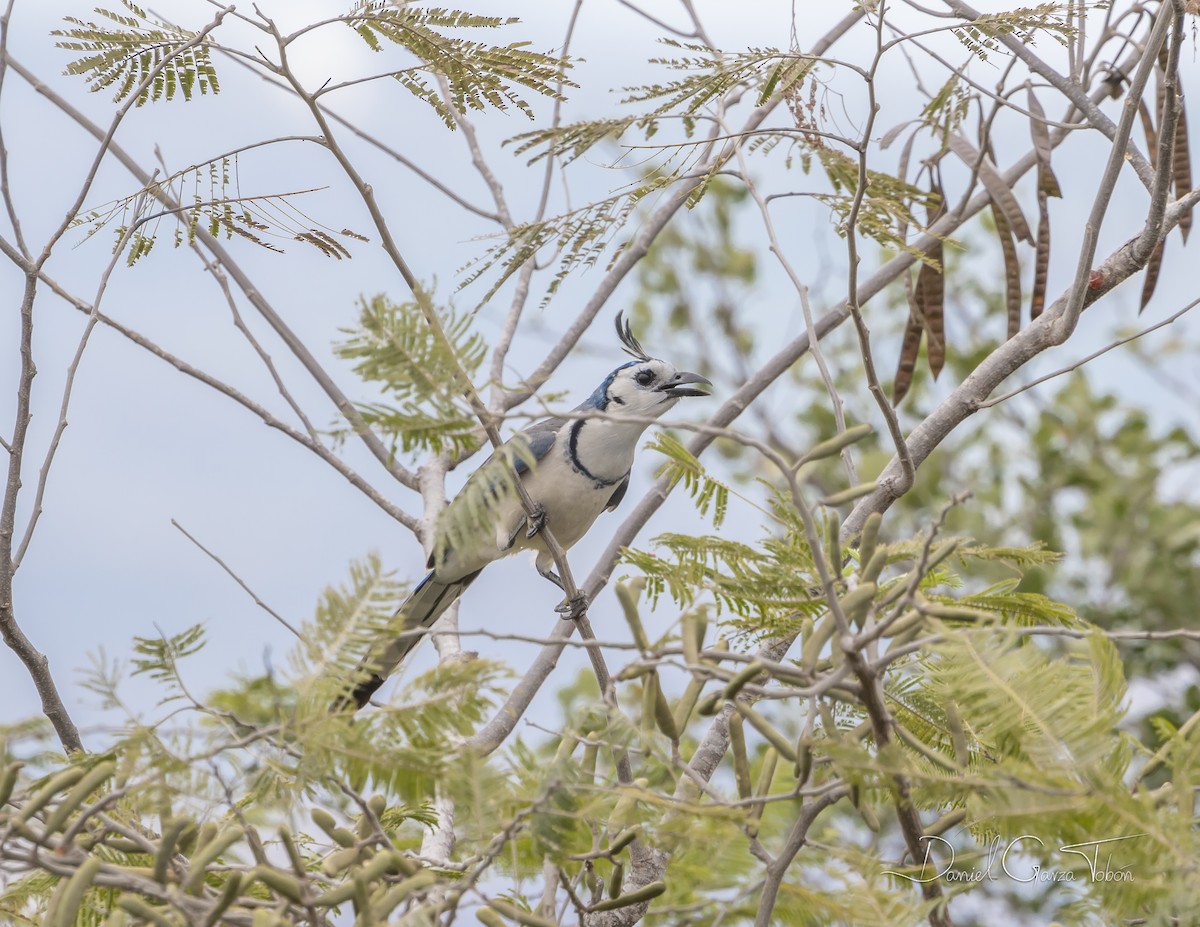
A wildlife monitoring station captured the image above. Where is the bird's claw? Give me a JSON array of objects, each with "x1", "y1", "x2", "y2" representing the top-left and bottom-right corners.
[
  {"x1": 555, "y1": 591, "x2": 589, "y2": 621},
  {"x1": 525, "y1": 504, "x2": 547, "y2": 539}
]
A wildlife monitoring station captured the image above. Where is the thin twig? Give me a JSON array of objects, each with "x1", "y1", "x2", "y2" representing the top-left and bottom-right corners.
[{"x1": 170, "y1": 519, "x2": 305, "y2": 641}]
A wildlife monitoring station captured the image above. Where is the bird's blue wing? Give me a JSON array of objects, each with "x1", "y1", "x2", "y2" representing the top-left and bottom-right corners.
[{"x1": 514, "y1": 418, "x2": 563, "y2": 475}]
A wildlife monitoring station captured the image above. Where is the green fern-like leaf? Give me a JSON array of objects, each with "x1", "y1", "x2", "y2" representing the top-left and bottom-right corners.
[
  {"x1": 53, "y1": 1, "x2": 220, "y2": 105},
  {"x1": 649, "y1": 431, "x2": 730, "y2": 527},
  {"x1": 334, "y1": 293, "x2": 486, "y2": 458},
  {"x1": 345, "y1": 2, "x2": 575, "y2": 128}
]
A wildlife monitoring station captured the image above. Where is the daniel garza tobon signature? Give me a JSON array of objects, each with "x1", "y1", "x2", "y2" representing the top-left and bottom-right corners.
[{"x1": 882, "y1": 834, "x2": 1143, "y2": 885}]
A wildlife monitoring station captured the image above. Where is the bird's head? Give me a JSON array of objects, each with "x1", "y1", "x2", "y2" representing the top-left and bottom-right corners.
[{"x1": 579, "y1": 313, "x2": 712, "y2": 419}]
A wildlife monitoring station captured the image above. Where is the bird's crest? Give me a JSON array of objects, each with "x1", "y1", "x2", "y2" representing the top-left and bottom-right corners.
[{"x1": 615, "y1": 311, "x2": 651, "y2": 361}]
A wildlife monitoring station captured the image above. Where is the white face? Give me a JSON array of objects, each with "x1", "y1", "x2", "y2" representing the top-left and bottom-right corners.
[{"x1": 599, "y1": 359, "x2": 712, "y2": 419}]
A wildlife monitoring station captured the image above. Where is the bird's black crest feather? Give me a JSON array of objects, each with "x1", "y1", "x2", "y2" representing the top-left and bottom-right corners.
[{"x1": 615, "y1": 311, "x2": 651, "y2": 361}]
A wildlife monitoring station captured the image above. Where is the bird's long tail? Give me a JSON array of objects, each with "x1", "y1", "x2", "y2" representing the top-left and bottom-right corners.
[{"x1": 338, "y1": 568, "x2": 482, "y2": 711}]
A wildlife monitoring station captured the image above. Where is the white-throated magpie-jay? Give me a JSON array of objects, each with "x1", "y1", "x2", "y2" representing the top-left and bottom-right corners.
[{"x1": 341, "y1": 313, "x2": 711, "y2": 710}]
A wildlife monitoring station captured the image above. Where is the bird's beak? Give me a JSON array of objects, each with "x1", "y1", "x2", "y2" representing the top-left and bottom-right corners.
[{"x1": 659, "y1": 371, "x2": 713, "y2": 398}]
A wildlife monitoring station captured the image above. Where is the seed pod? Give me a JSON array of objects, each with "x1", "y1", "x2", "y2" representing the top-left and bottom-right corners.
[
  {"x1": 793, "y1": 736, "x2": 813, "y2": 786},
  {"x1": 183, "y1": 828, "x2": 243, "y2": 892},
  {"x1": 116, "y1": 896, "x2": 174, "y2": 927},
  {"x1": 477, "y1": 908, "x2": 508, "y2": 927},
  {"x1": 367, "y1": 794, "x2": 387, "y2": 819},
  {"x1": 615, "y1": 580, "x2": 651, "y2": 652},
  {"x1": 801, "y1": 424, "x2": 874, "y2": 463},
  {"x1": 747, "y1": 747, "x2": 778, "y2": 837},
  {"x1": 820, "y1": 481, "x2": 879, "y2": 508},
  {"x1": 590, "y1": 880, "x2": 667, "y2": 912},
  {"x1": 696, "y1": 690, "x2": 724, "y2": 717},
  {"x1": 580, "y1": 733, "x2": 600, "y2": 783},
  {"x1": 321, "y1": 846, "x2": 362, "y2": 877},
  {"x1": 651, "y1": 676, "x2": 679, "y2": 741},
  {"x1": 801, "y1": 615, "x2": 836, "y2": 672},
  {"x1": 43, "y1": 761, "x2": 116, "y2": 836},
  {"x1": 723, "y1": 661, "x2": 764, "y2": 701},
  {"x1": 278, "y1": 825, "x2": 306, "y2": 877},
  {"x1": 824, "y1": 510, "x2": 842, "y2": 574},
  {"x1": 921, "y1": 603, "x2": 991, "y2": 622},
  {"x1": 837, "y1": 583, "x2": 877, "y2": 627},
  {"x1": 47, "y1": 856, "x2": 102, "y2": 927},
  {"x1": 605, "y1": 827, "x2": 639, "y2": 856},
  {"x1": 476, "y1": 908, "x2": 508, "y2": 927},
  {"x1": 370, "y1": 870, "x2": 438, "y2": 919},
  {"x1": 925, "y1": 808, "x2": 967, "y2": 838},
  {"x1": 735, "y1": 704, "x2": 797, "y2": 763},
  {"x1": 944, "y1": 702, "x2": 969, "y2": 768},
  {"x1": 14, "y1": 766, "x2": 86, "y2": 825},
  {"x1": 729, "y1": 713, "x2": 752, "y2": 799},
  {"x1": 251, "y1": 866, "x2": 305, "y2": 904},
  {"x1": 203, "y1": 875, "x2": 243, "y2": 927},
  {"x1": 488, "y1": 899, "x2": 558, "y2": 927},
  {"x1": 153, "y1": 817, "x2": 192, "y2": 884},
  {"x1": 857, "y1": 512, "x2": 883, "y2": 572},
  {"x1": 681, "y1": 609, "x2": 707, "y2": 665},
  {"x1": 671, "y1": 677, "x2": 705, "y2": 733},
  {"x1": 860, "y1": 547, "x2": 888, "y2": 584},
  {"x1": 0, "y1": 761, "x2": 25, "y2": 809},
  {"x1": 607, "y1": 861, "x2": 624, "y2": 899},
  {"x1": 554, "y1": 733, "x2": 579, "y2": 764}
]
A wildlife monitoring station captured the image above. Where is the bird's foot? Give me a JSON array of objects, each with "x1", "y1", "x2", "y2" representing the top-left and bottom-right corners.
[
  {"x1": 525, "y1": 504, "x2": 547, "y2": 539},
  {"x1": 555, "y1": 591, "x2": 589, "y2": 621}
]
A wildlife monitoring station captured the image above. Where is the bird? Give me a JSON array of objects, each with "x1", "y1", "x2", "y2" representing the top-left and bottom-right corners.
[{"x1": 338, "y1": 312, "x2": 712, "y2": 710}]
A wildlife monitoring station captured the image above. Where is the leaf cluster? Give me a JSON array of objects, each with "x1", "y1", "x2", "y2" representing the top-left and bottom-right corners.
[
  {"x1": 346, "y1": 1, "x2": 574, "y2": 129},
  {"x1": 53, "y1": 1, "x2": 219, "y2": 105}
]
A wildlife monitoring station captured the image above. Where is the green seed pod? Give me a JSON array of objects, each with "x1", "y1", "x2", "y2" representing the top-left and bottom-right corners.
[
  {"x1": 820, "y1": 481, "x2": 879, "y2": 508},
  {"x1": 0, "y1": 761, "x2": 25, "y2": 809},
  {"x1": 605, "y1": 827, "x2": 639, "y2": 856},
  {"x1": 681, "y1": 609, "x2": 707, "y2": 665},
  {"x1": 735, "y1": 704, "x2": 797, "y2": 763},
  {"x1": 696, "y1": 690, "x2": 724, "y2": 717},
  {"x1": 858, "y1": 800, "x2": 881, "y2": 833},
  {"x1": 580, "y1": 733, "x2": 600, "y2": 783},
  {"x1": 310, "y1": 808, "x2": 338, "y2": 837},
  {"x1": 944, "y1": 702, "x2": 969, "y2": 768},
  {"x1": 824, "y1": 509, "x2": 842, "y2": 574},
  {"x1": 793, "y1": 736, "x2": 813, "y2": 786},
  {"x1": 802, "y1": 424, "x2": 873, "y2": 463},
  {"x1": 671, "y1": 677, "x2": 704, "y2": 734},
  {"x1": 729, "y1": 713, "x2": 752, "y2": 799},
  {"x1": 42, "y1": 761, "x2": 116, "y2": 836},
  {"x1": 860, "y1": 546, "x2": 888, "y2": 584},
  {"x1": 367, "y1": 794, "x2": 387, "y2": 819},
  {"x1": 722, "y1": 661, "x2": 764, "y2": 701},
  {"x1": 651, "y1": 676, "x2": 679, "y2": 741},
  {"x1": 590, "y1": 879, "x2": 667, "y2": 912},
  {"x1": 801, "y1": 615, "x2": 836, "y2": 672},
  {"x1": 203, "y1": 875, "x2": 243, "y2": 927},
  {"x1": 278, "y1": 825, "x2": 306, "y2": 877},
  {"x1": 921, "y1": 603, "x2": 991, "y2": 622},
  {"x1": 925, "y1": 808, "x2": 967, "y2": 838},
  {"x1": 748, "y1": 747, "x2": 779, "y2": 836},
  {"x1": 476, "y1": 908, "x2": 508, "y2": 927},
  {"x1": 251, "y1": 865, "x2": 305, "y2": 904},
  {"x1": 46, "y1": 856, "x2": 102, "y2": 927},
  {"x1": 857, "y1": 512, "x2": 883, "y2": 572},
  {"x1": 14, "y1": 766, "x2": 86, "y2": 825},
  {"x1": 607, "y1": 861, "x2": 624, "y2": 899},
  {"x1": 488, "y1": 899, "x2": 557, "y2": 927},
  {"x1": 554, "y1": 733, "x2": 579, "y2": 764},
  {"x1": 116, "y1": 896, "x2": 174, "y2": 927},
  {"x1": 105, "y1": 837, "x2": 148, "y2": 855},
  {"x1": 615, "y1": 580, "x2": 651, "y2": 652},
  {"x1": 183, "y1": 828, "x2": 243, "y2": 892},
  {"x1": 153, "y1": 817, "x2": 192, "y2": 884},
  {"x1": 837, "y1": 582, "x2": 877, "y2": 627},
  {"x1": 321, "y1": 846, "x2": 362, "y2": 878}
]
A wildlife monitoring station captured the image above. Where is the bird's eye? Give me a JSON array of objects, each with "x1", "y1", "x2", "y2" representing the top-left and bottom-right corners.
[{"x1": 635, "y1": 369, "x2": 655, "y2": 386}]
